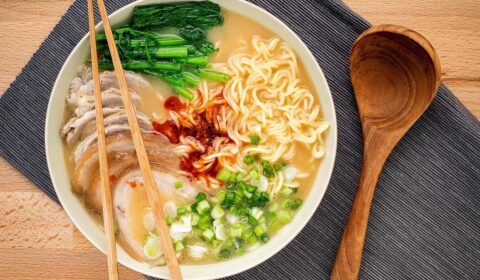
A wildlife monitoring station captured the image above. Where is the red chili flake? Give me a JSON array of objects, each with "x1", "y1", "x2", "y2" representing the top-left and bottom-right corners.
[
  {"x1": 128, "y1": 180, "x2": 137, "y2": 188},
  {"x1": 152, "y1": 120, "x2": 180, "y2": 144},
  {"x1": 109, "y1": 175, "x2": 117, "y2": 183},
  {"x1": 164, "y1": 96, "x2": 186, "y2": 112},
  {"x1": 153, "y1": 91, "x2": 231, "y2": 178}
]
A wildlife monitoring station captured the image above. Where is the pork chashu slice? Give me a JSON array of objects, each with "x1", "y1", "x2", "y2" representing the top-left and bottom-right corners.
[{"x1": 71, "y1": 132, "x2": 178, "y2": 196}]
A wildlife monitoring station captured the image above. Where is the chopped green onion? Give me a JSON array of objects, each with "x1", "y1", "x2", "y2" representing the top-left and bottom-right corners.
[
  {"x1": 225, "y1": 181, "x2": 236, "y2": 191},
  {"x1": 251, "y1": 207, "x2": 264, "y2": 220},
  {"x1": 174, "y1": 241, "x2": 184, "y2": 252},
  {"x1": 280, "y1": 186, "x2": 295, "y2": 196},
  {"x1": 202, "y1": 229, "x2": 215, "y2": 241},
  {"x1": 190, "y1": 201, "x2": 198, "y2": 212},
  {"x1": 232, "y1": 238, "x2": 244, "y2": 249},
  {"x1": 269, "y1": 202, "x2": 279, "y2": 212},
  {"x1": 216, "y1": 191, "x2": 226, "y2": 203},
  {"x1": 261, "y1": 160, "x2": 274, "y2": 178},
  {"x1": 282, "y1": 198, "x2": 302, "y2": 210},
  {"x1": 235, "y1": 247, "x2": 245, "y2": 256},
  {"x1": 190, "y1": 213, "x2": 199, "y2": 226},
  {"x1": 229, "y1": 206, "x2": 244, "y2": 216},
  {"x1": 197, "y1": 214, "x2": 211, "y2": 230},
  {"x1": 197, "y1": 200, "x2": 211, "y2": 215},
  {"x1": 216, "y1": 167, "x2": 232, "y2": 181},
  {"x1": 235, "y1": 189, "x2": 244, "y2": 199},
  {"x1": 247, "y1": 214, "x2": 258, "y2": 226},
  {"x1": 229, "y1": 172, "x2": 238, "y2": 181},
  {"x1": 166, "y1": 215, "x2": 174, "y2": 225},
  {"x1": 273, "y1": 162, "x2": 287, "y2": 172},
  {"x1": 250, "y1": 168, "x2": 260, "y2": 181},
  {"x1": 219, "y1": 248, "x2": 231, "y2": 259},
  {"x1": 259, "y1": 233, "x2": 269, "y2": 243},
  {"x1": 212, "y1": 239, "x2": 222, "y2": 247},
  {"x1": 246, "y1": 184, "x2": 257, "y2": 193},
  {"x1": 211, "y1": 205, "x2": 225, "y2": 219},
  {"x1": 238, "y1": 181, "x2": 247, "y2": 191},
  {"x1": 221, "y1": 191, "x2": 235, "y2": 209},
  {"x1": 236, "y1": 173, "x2": 247, "y2": 181},
  {"x1": 174, "y1": 181, "x2": 183, "y2": 189},
  {"x1": 243, "y1": 155, "x2": 254, "y2": 165},
  {"x1": 233, "y1": 196, "x2": 242, "y2": 206},
  {"x1": 254, "y1": 225, "x2": 264, "y2": 237},
  {"x1": 177, "y1": 207, "x2": 187, "y2": 216},
  {"x1": 196, "y1": 192, "x2": 207, "y2": 201},
  {"x1": 278, "y1": 211, "x2": 292, "y2": 224},
  {"x1": 248, "y1": 235, "x2": 257, "y2": 245},
  {"x1": 265, "y1": 212, "x2": 277, "y2": 225},
  {"x1": 250, "y1": 135, "x2": 260, "y2": 145},
  {"x1": 242, "y1": 226, "x2": 254, "y2": 239},
  {"x1": 224, "y1": 239, "x2": 233, "y2": 248},
  {"x1": 143, "y1": 236, "x2": 162, "y2": 260},
  {"x1": 229, "y1": 225, "x2": 242, "y2": 238}
]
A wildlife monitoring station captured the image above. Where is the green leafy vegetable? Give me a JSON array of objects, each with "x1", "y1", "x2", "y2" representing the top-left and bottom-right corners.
[
  {"x1": 98, "y1": 60, "x2": 182, "y2": 72},
  {"x1": 193, "y1": 69, "x2": 230, "y2": 83},
  {"x1": 179, "y1": 25, "x2": 207, "y2": 41},
  {"x1": 95, "y1": 2, "x2": 229, "y2": 100},
  {"x1": 131, "y1": 1, "x2": 223, "y2": 30}
]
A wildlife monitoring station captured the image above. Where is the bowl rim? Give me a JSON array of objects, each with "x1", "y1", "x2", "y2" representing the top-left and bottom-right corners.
[{"x1": 45, "y1": 0, "x2": 338, "y2": 279}]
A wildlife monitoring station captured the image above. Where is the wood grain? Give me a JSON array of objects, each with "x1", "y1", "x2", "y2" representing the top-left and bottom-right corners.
[
  {"x1": 331, "y1": 24, "x2": 442, "y2": 279},
  {"x1": 87, "y1": 0, "x2": 119, "y2": 277},
  {"x1": 95, "y1": 0, "x2": 182, "y2": 278},
  {"x1": 0, "y1": 1, "x2": 479, "y2": 279}
]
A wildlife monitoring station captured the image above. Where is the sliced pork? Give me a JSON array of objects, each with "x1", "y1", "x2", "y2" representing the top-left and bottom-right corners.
[
  {"x1": 71, "y1": 132, "x2": 176, "y2": 195},
  {"x1": 62, "y1": 107, "x2": 122, "y2": 145},
  {"x1": 67, "y1": 67, "x2": 151, "y2": 117},
  {"x1": 72, "y1": 132, "x2": 198, "y2": 264},
  {"x1": 112, "y1": 167, "x2": 197, "y2": 263},
  {"x1": 64, "y1": 67, "x2": 201, "y2": 265}
]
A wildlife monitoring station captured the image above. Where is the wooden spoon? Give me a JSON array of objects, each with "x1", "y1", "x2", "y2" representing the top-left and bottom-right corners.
[{"x1": 330, "y1": 24, "x2": 441, "y2": 280}]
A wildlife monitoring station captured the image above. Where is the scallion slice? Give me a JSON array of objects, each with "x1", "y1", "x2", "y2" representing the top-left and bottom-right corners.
[
  {"x1": 211, "y1": 205, "x2": 225, "y2": 219},
  {"x1": 197, "y1": 200, "x2": 211, "y2": 215},
  {"x1": 202, "y1": 229, "x2": 215, "y2": 241},
  {"x1": 216, "y1": 167, "x2": 232, "y2": 181},
  {"x1": 174, "y1": 181, "x2": 183, "y2": 189}
]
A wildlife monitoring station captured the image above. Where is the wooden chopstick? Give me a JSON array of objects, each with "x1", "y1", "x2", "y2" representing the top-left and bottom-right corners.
[
  {"x1": 87, "y1": 0, "x2": 119, "y2": 279},
  {"x1": 94, "y1": 0, "x2": 183, "y2": 279}
]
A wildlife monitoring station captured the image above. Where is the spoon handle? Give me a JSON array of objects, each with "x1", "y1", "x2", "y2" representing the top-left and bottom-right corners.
[{"x1": 331, "y1": 147, "x2": 387, "y2": 280}]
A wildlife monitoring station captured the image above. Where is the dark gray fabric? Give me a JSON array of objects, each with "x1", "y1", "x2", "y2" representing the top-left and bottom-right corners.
[{"x1": 1, "y1": 0, "x2": 479, "y2": 279}]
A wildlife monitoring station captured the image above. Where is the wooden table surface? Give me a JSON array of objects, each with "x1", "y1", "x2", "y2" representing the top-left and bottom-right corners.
[{"x1": 1, "y1": 1, "x2": 479, "y2": 279}]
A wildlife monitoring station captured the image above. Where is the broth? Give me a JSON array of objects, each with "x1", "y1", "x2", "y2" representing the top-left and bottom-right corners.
[{"x1": 63, "y1": 8, "x2": 323, "y2": 265}]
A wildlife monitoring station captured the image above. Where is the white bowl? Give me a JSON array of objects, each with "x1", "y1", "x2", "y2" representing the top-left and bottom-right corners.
[{"x1": 45, "y1": 0, "x2": 337, "y2": 279}]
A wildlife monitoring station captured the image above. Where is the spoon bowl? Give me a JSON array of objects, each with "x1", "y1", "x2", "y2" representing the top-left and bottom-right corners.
[
  {"x1": 350, "y1": 25, "x2": 442, "y2": 149},
  {"x1": 331, "y1": 24, "x2": 441, "y2": 280}
]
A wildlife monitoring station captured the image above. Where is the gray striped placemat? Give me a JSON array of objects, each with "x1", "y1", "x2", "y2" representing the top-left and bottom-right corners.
[{"x1": 1, "y1": 0, "x2": 479, "y2": 279}]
